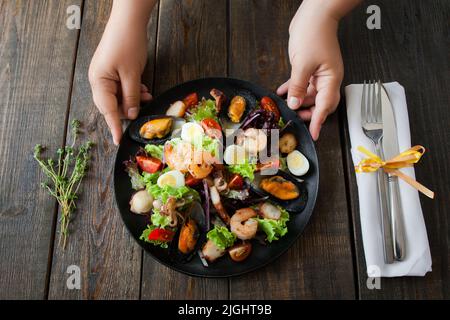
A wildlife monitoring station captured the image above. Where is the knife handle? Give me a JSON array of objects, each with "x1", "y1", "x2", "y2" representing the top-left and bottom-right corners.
[
  {"x1": 388, "y1": 175, "x2": 406, "y2": 261},
  {"x1": 375, "y1": 143, "x2": 394, "y2": 264}
]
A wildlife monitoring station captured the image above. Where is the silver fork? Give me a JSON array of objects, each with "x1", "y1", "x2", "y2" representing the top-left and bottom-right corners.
[{"x1": 361, "y1": 80, "x2": 394, "y2": 264}]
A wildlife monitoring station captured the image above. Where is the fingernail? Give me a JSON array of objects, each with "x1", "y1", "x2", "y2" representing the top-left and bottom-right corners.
[
  {"x1": 288, "y1": 96, "x2": 299, "y2": 109},
  {"x1": 128, "y1": 107, "x2": 138, "y2": 119}
]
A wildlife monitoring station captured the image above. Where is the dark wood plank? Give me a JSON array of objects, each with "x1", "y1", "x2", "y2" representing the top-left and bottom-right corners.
[
  {"x1": 47, "y1": 0, "x2": 159, "y2": 299},
  {"x1": 140, "y1": 0, "x2": 229, "y2": 300},
  {"x1": 0, "y1": 0, "x2": 82, "y2": 299},
  {"x1": 339, "y1": 0, "x2": 449, "y2": 299},
  {"x1": 229, "y1": 0, "x2": 356, "y2": 299}
]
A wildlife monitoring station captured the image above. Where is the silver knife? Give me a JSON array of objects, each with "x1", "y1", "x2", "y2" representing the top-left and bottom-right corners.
[{"x1": 380, "y1": 84, "x2": 406, "y2": 261}]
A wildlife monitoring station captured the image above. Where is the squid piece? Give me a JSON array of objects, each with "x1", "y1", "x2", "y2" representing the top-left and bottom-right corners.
[
  {"x1": 209, "y1": 185, "x2": 230, "y2": 225},
  {"x1": 210, "y1": 88, "x2": 226, "y2": 112}
]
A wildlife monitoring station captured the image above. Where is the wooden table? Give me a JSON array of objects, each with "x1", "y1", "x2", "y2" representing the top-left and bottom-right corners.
[{"x1": 0, "y1": 0, "x2": 448, "y2": 300}]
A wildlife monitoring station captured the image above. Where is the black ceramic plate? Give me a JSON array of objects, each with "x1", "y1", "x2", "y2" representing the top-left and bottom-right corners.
[{"x1": 114, "y1": 78, "x2": 319, "y2": 277}]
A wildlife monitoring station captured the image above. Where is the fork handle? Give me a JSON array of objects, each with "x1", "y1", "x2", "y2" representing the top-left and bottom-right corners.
[
  {"x1": 388, "y1": 175, "x2": 406, "y2": 260},
  {"x1": 375, "y1": 143, "x2": 394, "y2": 264}
]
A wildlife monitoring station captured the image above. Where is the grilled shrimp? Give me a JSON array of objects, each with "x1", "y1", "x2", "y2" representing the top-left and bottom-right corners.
[
  {"x1": 164, "y1": 141, "x2": 193, "y2": 172},
  {"x1": 258, "y1": 202, "x2": 281, "y2": 220},
  {"x1": 188, "y1": 161, "x2": 213, "y2": 179},
  {"x1": 236, "y1": 128, "x2": 267, "y2": 154},
  {"x1": 230, "y1": 208, "x2": 258, "y2": 240}
]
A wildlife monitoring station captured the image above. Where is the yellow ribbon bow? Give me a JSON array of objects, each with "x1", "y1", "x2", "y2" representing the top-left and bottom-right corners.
[{"x1": 355, "y1": 145, "x2": 435, "y2": 199}]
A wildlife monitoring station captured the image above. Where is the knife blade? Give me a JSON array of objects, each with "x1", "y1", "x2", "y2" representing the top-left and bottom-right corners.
[{"x1": 381, "y1": 84, "x2": 406, "y2": 261}]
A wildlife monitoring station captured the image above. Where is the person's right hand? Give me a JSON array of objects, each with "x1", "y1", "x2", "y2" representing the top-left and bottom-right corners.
[{"x1": 89, "y1": 11, "x2": 152, "y2": 145}]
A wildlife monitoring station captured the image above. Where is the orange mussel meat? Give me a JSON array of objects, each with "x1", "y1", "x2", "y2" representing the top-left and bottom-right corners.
[{"x1": 259, "y1": 176, "x2": 299, "y2": 200}]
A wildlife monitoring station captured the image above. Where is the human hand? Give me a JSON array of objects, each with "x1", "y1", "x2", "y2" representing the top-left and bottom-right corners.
[
  {"x1": 89, "y1": 1, "x2": 155, "y2": 145},
  {"x1": 277, "y1": 0, "x2": 345, "y2": 141}
]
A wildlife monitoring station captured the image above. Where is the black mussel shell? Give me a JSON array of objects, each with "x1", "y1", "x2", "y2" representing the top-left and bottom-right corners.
[
  {"x1": 234, "y1": 89, "x2": 258, "y2": 110},
  {"x1": 250, "y1": 170, "x2": 308, "y2": 213},
  {"x1": 128, "y1": 115, "x2": 175, "y2": 145},
  {"x1": 219, "y1": 89, "x2": 258, "y2": 128},
  {"x1": 168, "y1": 201, "x2": 207, "y2": 263}
]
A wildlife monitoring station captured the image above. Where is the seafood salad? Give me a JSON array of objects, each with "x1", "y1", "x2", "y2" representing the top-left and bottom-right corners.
[{"x1": 124, "y1": 88, "x2": 310, "y2": 265}]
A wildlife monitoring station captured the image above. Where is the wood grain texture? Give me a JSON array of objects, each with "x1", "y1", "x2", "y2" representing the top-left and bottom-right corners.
[
  {"x1": 228, "y1": 0, "x2": 356, "y2": 299},
  {"x1": 339, "y1": 0, "x2": 450, "y2": 299},
  {"x1": 0, "y1": 0, "x2": 82, "y2": 299},
  {"x1": 140, "y1": 0, "x2": 229, "y2": 300},
  {"x1": 47, "y1": 0, "x2": 158, "y2": 299}
]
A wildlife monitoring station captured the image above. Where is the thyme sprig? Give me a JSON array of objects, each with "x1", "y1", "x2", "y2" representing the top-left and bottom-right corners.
[{"x1": 34, "y1": 120, "x2": 93, "y2": 249}]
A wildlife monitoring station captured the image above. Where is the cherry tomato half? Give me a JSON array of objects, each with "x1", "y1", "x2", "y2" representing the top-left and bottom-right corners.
[
  {"x1": 201, "y1": 118, "x2": 222, "y2": 139},
  {"x1": 228, "y1": 173, "x2": 244, "y2": 190},
  {"x1": 148, "y1": 228, "x2": 175, "y2": 242},
  {"x1": 136, "y1": 155, "x2": 163, "y2": 173},
  {"x1": 260, "y1": 96, "x2": 280, "y2": 122}
]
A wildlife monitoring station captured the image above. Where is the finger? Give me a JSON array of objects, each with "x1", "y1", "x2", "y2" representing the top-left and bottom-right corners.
[
  {"x1": 302, "y1": 84, "x2": 318, "y2": 107},
  {"x1": 91, "y1": 81, "x2": 122, "y2": 145},
  {"x1": 276, "y1": 80, "x2": 289, "y2": 96},
  {"x1": 103, "y1": 109, "x2": 123, "y2": 146},
  {"x1": 141, "y1": 83, "x2": 149, "y2": 93},
  {"x1": 121, "y1": 73, "x2": 141, "y2": 120},
  {"x1": 298, "y1": 107, "x2": 314, "y2": 122},
  {"x1": 287, "y1": 61, "x2": 314, "y2": 110},
  {"x1": 141, "y1": 91, "x2": 153, "y2": 101},
  {"x1": 309, "y1": 86, "x2": 340, "y2": 141}
]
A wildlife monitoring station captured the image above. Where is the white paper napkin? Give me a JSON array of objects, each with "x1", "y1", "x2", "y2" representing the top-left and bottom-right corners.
[{"x1": 345, "y1": 82, "x2": 432, "y2": 277}]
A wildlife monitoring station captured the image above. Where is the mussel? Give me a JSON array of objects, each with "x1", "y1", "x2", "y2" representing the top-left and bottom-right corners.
[
  {"x1": 178, "y1": 218, "x2": 199, "y2": 255},
  {"x1": 168, "y1": 202, "x2": 207, "y2": 263},
  {"x1": 250, "y1": 170, "x2": 308, "y2": 212},
  {"x1": 221, "y1": 90, "x2": 258, "y2": 134},
  {"x1": 129, "y1": 115, "x2": 175, "y2": 145},
  {"x1": 228, "y1": 96, "x2": 246, "y2": 123},
  {"x1": 260, "y1": 176, "x2": 299, "y2": 200}
]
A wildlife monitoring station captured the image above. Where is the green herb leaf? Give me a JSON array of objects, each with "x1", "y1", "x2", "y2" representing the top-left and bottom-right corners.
[{"x1": 33, "y1": 120, "x2": 93, "y2": 249}]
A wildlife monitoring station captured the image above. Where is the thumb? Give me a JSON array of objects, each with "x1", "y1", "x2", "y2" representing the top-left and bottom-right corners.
[
  {"x1": 287, "y1": 61, "x2": 314, "y2": 110},
  {"x1": 121, "y1": 73, "x2": 141, "y2": 120}
]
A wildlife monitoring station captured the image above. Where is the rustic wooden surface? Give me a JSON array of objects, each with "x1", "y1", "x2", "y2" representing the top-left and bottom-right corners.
[{"x1": 0, "y1": 0, "x2": 448, "y2": 300}]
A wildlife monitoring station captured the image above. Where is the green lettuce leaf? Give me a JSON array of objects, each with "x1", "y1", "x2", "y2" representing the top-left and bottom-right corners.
[
  {"x1": 187, "y1": 99, "x2": 218, "y2": 122},
  {"x1": 150, "y1": 209, "x2": 171, "y2": 228},
  {"x1": 278, "y1": 117, "x2": 286, "y2": 128},
  {"x1": 255, "y1": 206, "x2": 290, "y2": 242},
  {"x1": 227, "y1": 160, "x2": 257, "y2": 181},
  {"x1": 144, "y1": 144, "x2": 164, "y2": 160},
  {"x1": 147, "y1": 184, "x2": 200, "y2": 204},
  {"x1": 124, "y1": 160, "x2": 145, "y2": 190},
  {"x1": 206, "y1": 225, "x2": 236, "y2": 250},
  {"x1": 193, "y1": 135, "x2": 219, "y2": 156}
]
